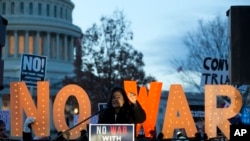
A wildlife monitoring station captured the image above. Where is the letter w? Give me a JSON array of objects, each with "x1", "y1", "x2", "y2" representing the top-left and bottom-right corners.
[{"x1": 124, "y1": 80, "x2": 162, "y2": 137}]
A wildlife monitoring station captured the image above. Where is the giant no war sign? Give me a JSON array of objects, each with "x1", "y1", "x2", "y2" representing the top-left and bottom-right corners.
[
  {"x1": 9, "y1": 80, "x2": 242, "y2": 140},
  {"x1": 20, "y1": 54, "x2": 47, "y2": 87}
]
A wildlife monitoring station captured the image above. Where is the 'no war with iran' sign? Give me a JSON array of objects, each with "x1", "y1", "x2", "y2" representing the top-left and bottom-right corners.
[{"x1": 20, "y1": 54, "x2": 47, "y2": 87}]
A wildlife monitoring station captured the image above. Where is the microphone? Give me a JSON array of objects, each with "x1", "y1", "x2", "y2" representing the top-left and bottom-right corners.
[{"x1": 51, "y1": 106, "x2": 111, "y2": 141}]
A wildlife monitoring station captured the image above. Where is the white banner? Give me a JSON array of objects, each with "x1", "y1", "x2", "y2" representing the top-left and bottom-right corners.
[
  {"x1": 89, "y1": 124, "x2": 135, "y2": 141},
  {"x1": 200, "y1": 57, "x2": 230, "y2": 87}
]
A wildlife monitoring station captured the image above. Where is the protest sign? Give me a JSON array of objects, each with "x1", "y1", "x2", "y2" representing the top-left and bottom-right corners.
[
  {"x1": 20, "y1": 54, "x2": 47, "y2": 87},
  {"x1": 89, "y1": 124, "x2": 134, "y2": 141},
  {"x1": 200, "y1": 57, "x2": 230, "y2": 87}
]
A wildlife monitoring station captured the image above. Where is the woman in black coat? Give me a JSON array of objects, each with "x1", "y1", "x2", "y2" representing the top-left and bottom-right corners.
[{"x1": 98, "y1": 87, "x2": 146, "y2": 124}]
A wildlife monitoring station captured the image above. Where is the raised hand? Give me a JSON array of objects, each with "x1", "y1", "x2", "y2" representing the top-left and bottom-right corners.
[
  {"x1": 127, "y1": 92, "x2": 137, "y2": 104},
  {"x1": 23, "y1": 117, "x2": 35, "y2": 133}
]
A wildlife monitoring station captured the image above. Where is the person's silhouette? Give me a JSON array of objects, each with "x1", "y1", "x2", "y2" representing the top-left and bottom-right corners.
[{"x1": 157, "y1": 132, "x2": 164, "y2": 140}]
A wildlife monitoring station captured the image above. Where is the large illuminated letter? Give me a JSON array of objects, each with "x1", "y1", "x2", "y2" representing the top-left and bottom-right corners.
[
  {"x1": 205, "y1": 85, "x2": 242, "y2": 139},
  {"x1": 53, "y1": 84, "x2": 91, "y2": 140},
  {"x1": 124, "y1": 81, "x2": 162, "y2": 137},
  {"x1": 162, "y1": 84, "x2": 197, "y2": 138},
  {"x1": 10, "y1": 82, "x2": 50, "y2": 137}
]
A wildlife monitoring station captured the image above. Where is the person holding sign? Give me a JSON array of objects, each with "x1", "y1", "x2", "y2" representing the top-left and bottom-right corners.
[
  {"x1": 23, "y1": 117, "x2": 50, "y2": 141},
  {"x1": 98, "y1": 87, "x2": 146, "y2": 124}
]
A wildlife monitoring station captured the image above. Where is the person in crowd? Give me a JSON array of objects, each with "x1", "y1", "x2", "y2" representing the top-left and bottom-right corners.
[
  {"x1": 157, "y1": 132, "x2": 164, "y2": 141},
  {"x1": 0, "y1": 119, "x2": 9, "y2": 140},
  {"x1": 98, "y1": 87, "x2": 146, "y2": 124},
  {"x1": 149, "y1": 128, "x2": 157, "y2": 139},
  {"x1": 23, "y1": 117, "x2": 35, "y2": 141},
  {"x1": 195, "y1": 126, "x2": 208, "y2": 141},
  {"x1": 195, "y1": 119, "x2": 208, "y2": 141},
  {"x1": 195, "y1": 132, "x2": 208, "y2": 141},
  {"x1": 23, "y1": 117, "x2": 85, "y2": 141},
  {"x1": 23, "y1": 117, "x2": 50, "y2": 141},
  {"x1": 77, "y1": 129, "x2": 88, "y2": 141}
]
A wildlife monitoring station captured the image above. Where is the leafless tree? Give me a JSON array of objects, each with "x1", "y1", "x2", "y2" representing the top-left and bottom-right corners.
[{"x1": 171, "y1": 16, "x2": 229, "y2": 92}]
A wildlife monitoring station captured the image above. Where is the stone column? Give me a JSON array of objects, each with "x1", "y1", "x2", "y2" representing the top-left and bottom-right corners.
[
  {"x1": 69, "y1": 37, "x2": 74, "y2": 62},
  {"x1": 56, "y1": 34, "x2": 59, "y2": 60},
  {"x1": 35, "y1": 31, "x2": 40, "y2": 55},
  {"x1": 46, "y1": 32, "x2": 50, "y2": 59},
  {"x1": 24, "y1": 31, "x2": 29, "y2": 53},
  {"x1": 64, "y1": 35, "x2": 68, "y2": 61}
]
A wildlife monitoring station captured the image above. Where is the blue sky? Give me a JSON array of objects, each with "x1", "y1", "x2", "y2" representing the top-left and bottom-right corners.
[{"x1": 71, "y1": 0, "x2": 249, "y2": 91}]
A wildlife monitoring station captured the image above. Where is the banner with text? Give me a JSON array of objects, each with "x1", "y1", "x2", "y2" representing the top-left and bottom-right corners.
[
  {"x1": 20, "y1": 54, "x2": 47, "y2": 87},
  {"x1": 89, "y1": 124, "x2": 135, "y2": 141},
  {"x1": 200, "y1": 57, "x2": 230, "y2": 87}
]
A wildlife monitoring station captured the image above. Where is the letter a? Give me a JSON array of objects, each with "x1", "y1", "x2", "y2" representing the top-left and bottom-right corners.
[
  {"x1": 162, "y1": 84, "x2": 197, "y2": 138},
  {"x1": 234, "y1": 129, "x2": 241, "y2": 136}
]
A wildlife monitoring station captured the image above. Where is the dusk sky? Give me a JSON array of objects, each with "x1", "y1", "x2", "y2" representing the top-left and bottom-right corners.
[{"x1": 71, "y1": 0, "x2": 249, "y2": 91}]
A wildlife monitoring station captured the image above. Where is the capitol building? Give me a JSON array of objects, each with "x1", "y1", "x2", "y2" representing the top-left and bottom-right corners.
[{"x1": 0, "y1": 0, "x2": 82, "y2": 135}]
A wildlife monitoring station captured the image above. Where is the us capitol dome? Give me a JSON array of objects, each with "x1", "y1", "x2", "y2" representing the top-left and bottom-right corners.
[{"x1": 0, "y1": 0, "x2": 82, "y2": 130}]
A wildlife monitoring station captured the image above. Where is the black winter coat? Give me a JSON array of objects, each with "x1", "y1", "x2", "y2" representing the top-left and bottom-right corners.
[
  {"x1": 23, "y1": 132, "x2": 33, "y2": 141},
  {"x1": 98, "y1": 101, "x2": 146, "y2": 124}
]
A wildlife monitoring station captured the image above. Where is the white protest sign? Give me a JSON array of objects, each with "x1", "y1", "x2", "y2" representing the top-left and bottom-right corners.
[
  {"x1": 20, "y1": 54, "x2": 47, "y2": 87},
  {"x1": 89, "y1": 124, "x2": 135, "y2": 141},
  {"x1": 200, "y1": 57, "x2": 230, "y2": 87}
]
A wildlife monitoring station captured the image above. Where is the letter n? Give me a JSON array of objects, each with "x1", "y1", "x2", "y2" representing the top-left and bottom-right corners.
[{"x1": 10, "y1": 81, "x2": 50, "y2": 137}]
